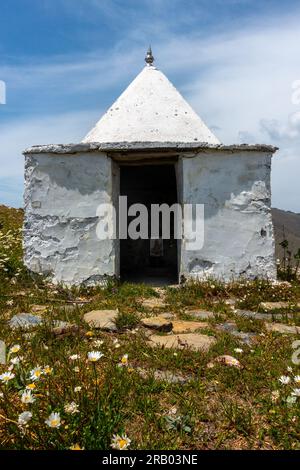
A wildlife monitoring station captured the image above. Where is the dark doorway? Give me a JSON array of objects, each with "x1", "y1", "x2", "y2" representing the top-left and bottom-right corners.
[{"x1": 120, "y1": 164, "x2": 178, "y2": 285}]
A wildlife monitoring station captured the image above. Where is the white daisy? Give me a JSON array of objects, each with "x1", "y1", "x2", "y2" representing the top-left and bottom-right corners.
[
  {"x1": 291, "y1": 388, "x2": 300, "y2": 397},
  {"x1": 279, "y1": 375, "x2": 290, "y2": 385},
  {"x1": 10, "y1": 356, "x2": 23, "y2": 365},
  {"x1": 9, "y1": 344, "x2": 21, "y2": 354},
  {"x1": 87, "y1": 351, "x2": 104, "y2": 362},
  {"x1": 294, "y1": 375, "x2": 300, "y2": 383},
  {"x1": 18, "y1": 411, "x2": 32, "y2": 426},
  {"x1": 92, "y1": 340, "x2": 104, "y2": 348},
  {"x1": 234, "y1": 348, "x2": 243, "y2": 354},
  {"x1": 74, "y1": 386, "x2": 82, "y2": 393},
  {"x1": 45, "y1": 412, "x2": 61, "y2": 428},
  {"x1": 21, "y1": 390, "x2": 36, "y2": 404},
  {"x1": 110, "y1": 433, "x2": 131, "y2": 450},
  {"x1": 0, "y1": 371, "x2": 15, "y2": 383},
  {"x1": 69, "y1": 354, "x2": 80, "y2": 361},
  {"x1": 64, "y1": 402, "x2": 79, "y2": 415},
  {"x1": 29, "y1": 366, "x2": 43, "y2": 381},
  {"x1": 118, "y1": 354, "x2": 129, "y2": 367}
]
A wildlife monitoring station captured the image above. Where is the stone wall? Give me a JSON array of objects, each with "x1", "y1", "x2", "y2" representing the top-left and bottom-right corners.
[
  {"x1": 180, "y1": 151, "x2": 276, "y2": 281},
  {"x1": 23, "y1": 152, "x2": 116, "y2": 285}
]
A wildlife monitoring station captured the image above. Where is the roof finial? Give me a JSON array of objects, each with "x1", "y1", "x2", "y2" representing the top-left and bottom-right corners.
[{"x1": 145, "y1": 46, "x2": 154, "y2": 66}]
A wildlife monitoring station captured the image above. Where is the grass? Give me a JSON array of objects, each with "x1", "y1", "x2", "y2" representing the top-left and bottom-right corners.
[{"x1": 0, "y1": 205, "x2": 300, "y2": 450}]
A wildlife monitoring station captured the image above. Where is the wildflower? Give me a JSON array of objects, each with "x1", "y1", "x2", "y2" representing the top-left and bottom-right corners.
[
  {"x1": 26, "y1": 383, "x2": 36, "y2": 391},
  {"x1": 21, "y1": 390, "x2": 36, "y2": 404},
  {"x1": 118, "y1": 354, "x2": 129, "y2": 367},
  {"x1": 9, "y1": 344, "x2": 21, "y2": 354},
  {"x1": 29, "y1": 366, "x2": 43, "y2": 381},
  {"x1": 92, "y1": 340, "x2": 104, "y2": 348},
  {"x1": 279, "y1": 375, "x2": 290, "y2": 385},
  {"x1": 43, "y1": 365, "x2": 53, "y2": 375},
  {"x1": 87, "y1": 351, "x2": 104, "y2": 362},
  {"x1": 271, "y1": 390, "x2": 280, "y2": 403},
  {"x1": 0, "y1": 371, "x2": 15, "y2": 383},
  {"x1": 294, "y1": 375, "x2": 300, "y2": 383},
  {"x1": 234, "y1": 348, "x2": 243, "y2": 354},
  {"x1": 73, "y1": 366, "x2": 80, "y2": 373},
  {"x1": 85, "y1": 331, "x2": 94, "y2": 337},
  {"x1": 10, "y1": 356, "x2": 23, "y2": 365},
  {"x1": 291, "y1": 388, "x2": 300, "y2": 397},
  {"x1": 6, "y1": 300, "x2": 14, "y2": 306},
  {"x1": 64, "y1": 402, "x2": 79, "y2": 415},
  {"x1": 287, "y1": 366, "x2": 293, "y2": 373},
  {"x1": 69, "y1": 443, "x2": 84, "y2": 450},
  {"x1": 69, "y1": 354, "x2": 80, "y2": 361},
  {"x1": 45, "y1": 412, "x2": 61, "y2": 428},
  {"x1": 74, "y1": 386, "x2": 82, "y2": 393},
  {"x1": 110, "y1": 434, "x2": 131, "y2": 450},
  {"x1": 18, "y1": 411, "x2": 32, "y2": 426}
]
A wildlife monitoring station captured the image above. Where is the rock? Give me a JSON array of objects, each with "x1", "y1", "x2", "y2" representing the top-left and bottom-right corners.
[
  {"x1": 9, "y1": 313, "x2": 43, "y2": 330},
  {"x1": 83, "y1": 309, "x2": 118, "y2": 331},
  {"x1": 159, "y1": 312, "x2": 175, "y2": 319},
  {"x1": 224, "y1": 299, "x2": 237, "y2": 306},
  {"x1": 52, "y1": 321, "x2": 83, "y2": 336},
  {"x1": 265, "y1": 323, "x2": 300, "y2": 335},
  {"x1": 30, "y1": 305, "x2": 48, "y2": 314},
  {"x1": 216, "y1": 322, "x2": 257, "y2": 346},
  {"x1": 260, "y1": 301, "x2": 300, "y2": 311},
  {"x1": 185, "y1": 309, "x2": 218, "y2": 320},
  {"x1": 207, "y1": 355, "x2": 242, "y2": 369},
  {"x1": 140, "y1": 298, "x2": 167, "y2": 309},
  {"x1": 147, "y1": 333, "x2": 216, "y2": 352},
  {"x1": 235, "y1": 309, "x2": 295, "y2": 321},
  {"x1": 171, "y1": 320, "x2": 208, "y2": 334},
  {"x1": 136, "y1": 367, "x2": 191, "y2": 384},
  {"x1": 140, "y1": 316, "x2": 173, "y2": 332}
]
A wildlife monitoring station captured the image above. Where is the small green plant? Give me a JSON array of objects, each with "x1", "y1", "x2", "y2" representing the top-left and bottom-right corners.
[{"x1": 115, "y1": 311, "x2": 140, "y2": 330}]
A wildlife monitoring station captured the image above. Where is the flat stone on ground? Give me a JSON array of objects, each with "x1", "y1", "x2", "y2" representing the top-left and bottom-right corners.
[
  {"x1": 216, "y1": 322, "x2": 257, "y2": 345},
  {"x1": 30, "y1": 305, "x2": 48, "y2": 314},
  {"x1": 185, "y1": 309, "x2": 218, "y2": 320},
  {"x1": 171, "y1": 320, "x2": 208, "y2": 334},
  {"x1": 235, "y1": 309, "x2": 294, "y2": 321},
  {"x1": 9, "y1": 313, "x2": 43, "y2": 330},
  {"x1": 260, "y1": 301, "x2": 300, "y2": 311},
  {"x1": 136, "y1": 367, "x2": 191, "y2": 384},
  {"x1": 83, "y1": 309, "x2": 118, "y2": 331},
  {"x1": 265, "y1": 322, "x2": 300, "y2": 335},
  {"x1": 148, "y1": 333, "x2": 216, "y2": 352},
  {"x1": 140, "y1": 298, "x2": 168, "y2": 309},
  {"x1": 141, "y1": 316, "x2": 173, "y2": 332}
]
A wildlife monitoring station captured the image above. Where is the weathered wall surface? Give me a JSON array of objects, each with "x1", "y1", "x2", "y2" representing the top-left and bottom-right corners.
[
  {"x1": 23, "y1": 152, "x2": 116, "y2": 285},
  {"x1": 180, "y1": 151, "x2": 276, "y2": 281}
]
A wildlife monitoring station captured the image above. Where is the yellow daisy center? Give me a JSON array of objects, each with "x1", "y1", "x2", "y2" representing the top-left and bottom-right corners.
[{"x1": 119, "y1": 439, "x2": 127, "y2": 449}]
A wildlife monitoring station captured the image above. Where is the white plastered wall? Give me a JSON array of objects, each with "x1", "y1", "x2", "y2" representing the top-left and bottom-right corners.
[
  {"x1": 23, "y1": 152, "x2": 116, "y2": 285},
  {"x1": 180, "y1": 151, "x2": 277, "y2": 281}
]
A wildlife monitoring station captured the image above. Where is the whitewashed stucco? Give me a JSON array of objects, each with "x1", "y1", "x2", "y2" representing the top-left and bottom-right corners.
[
  {"x1": 23, "y1": 152, "x2": 117, "y2": 285},
  {"x1": 180, "y1": 151, "x2": 277, "y2": 281},
  {"x1": 83, "y1": 66, "x2": 219, "y2": 145}
]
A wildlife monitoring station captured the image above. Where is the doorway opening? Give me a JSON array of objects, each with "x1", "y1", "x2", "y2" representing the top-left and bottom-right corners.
[{"x1": 119, "y1": 164, "x2": 178, "y2": 285}]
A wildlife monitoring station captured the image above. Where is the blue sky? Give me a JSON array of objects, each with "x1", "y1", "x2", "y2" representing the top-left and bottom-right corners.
[{"x1": 1, "y1": 0, "x2": 300, "y2": 211}]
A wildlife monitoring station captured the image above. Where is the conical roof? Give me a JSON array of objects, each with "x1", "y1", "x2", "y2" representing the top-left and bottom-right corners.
[{"x1": 82, "y1": 62, "x2": 219, "y2": 144}]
